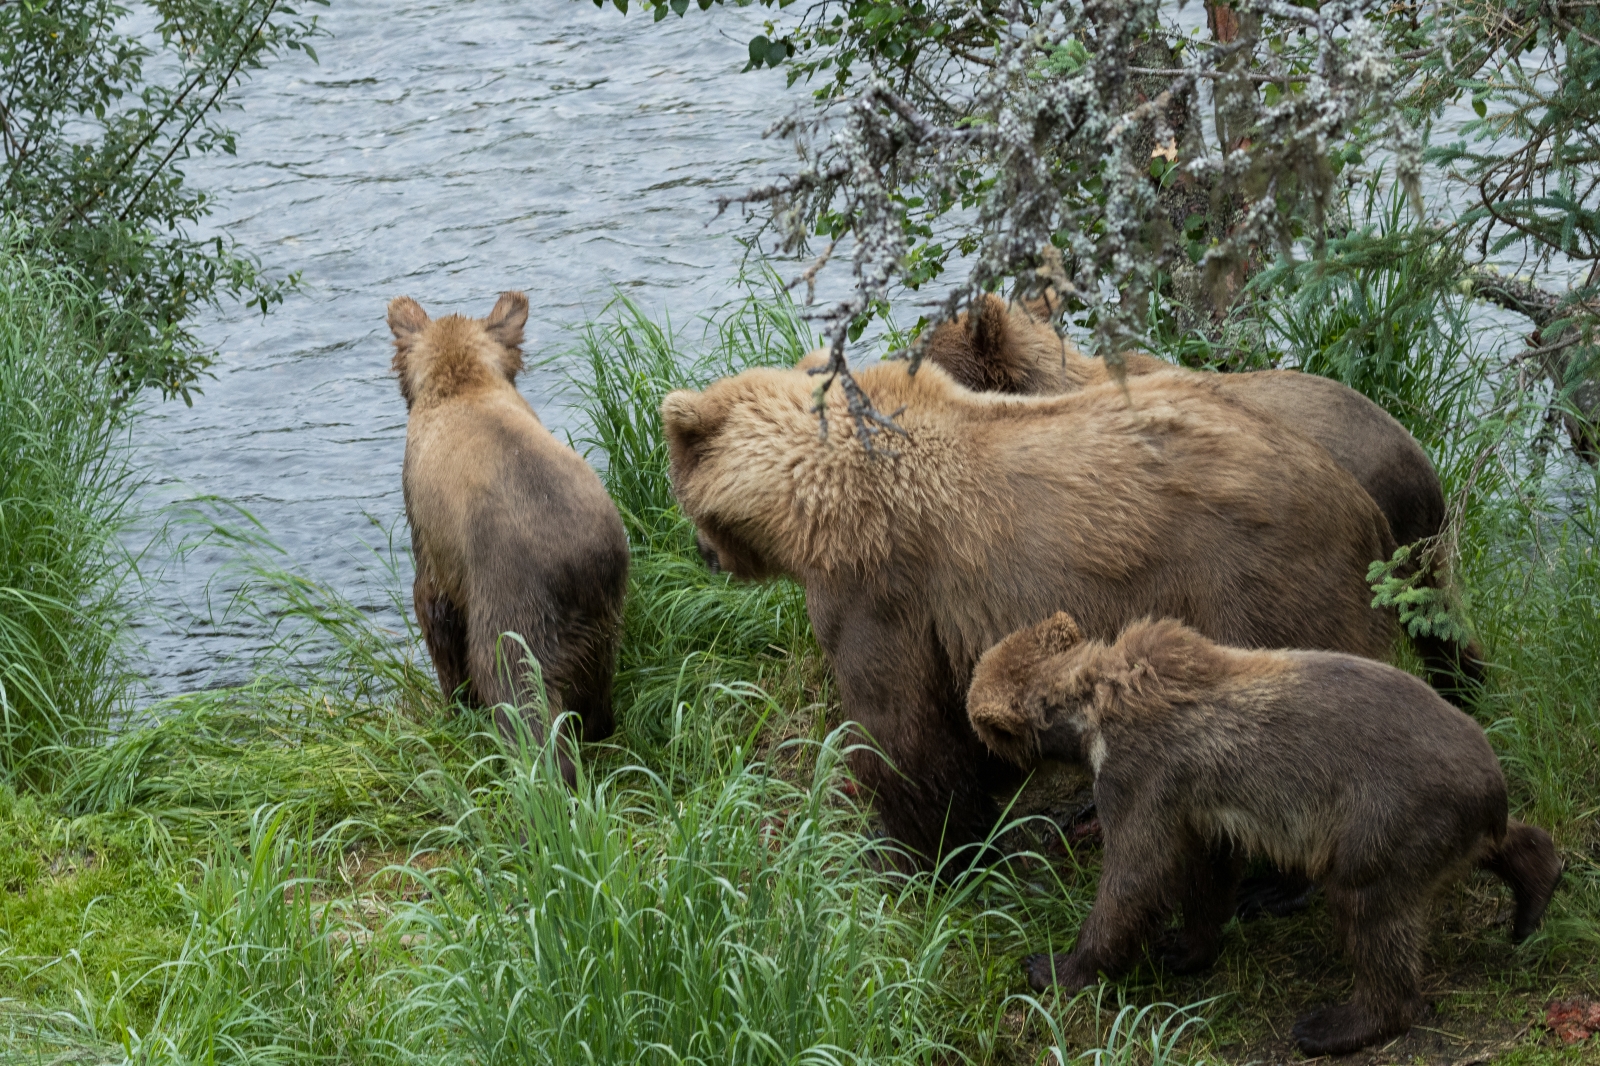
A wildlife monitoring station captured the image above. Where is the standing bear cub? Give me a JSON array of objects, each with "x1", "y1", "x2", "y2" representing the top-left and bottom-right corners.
[
  {"x1": 967, "y1": 612, "x2": 1562, "y2": 1056},
  {"x1": 390, "y1": 292, "x2": 629, "y2": 774}
]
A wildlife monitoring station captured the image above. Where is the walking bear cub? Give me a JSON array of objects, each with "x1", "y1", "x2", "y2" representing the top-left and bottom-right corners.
[
  {"x1": 390, "y1": 292, "x2": 629, "y2": 776},
  {"x1": 967, "y1": 612, "x2": 1562, "y2": 1056},
  {"x1": 664, "y1": 360, "x2": 1399, "y2": 866}
]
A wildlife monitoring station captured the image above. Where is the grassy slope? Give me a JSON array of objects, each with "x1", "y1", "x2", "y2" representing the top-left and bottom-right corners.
[{"x1": 1, "y1": 287, "x2": 1597, "y2": 1065}]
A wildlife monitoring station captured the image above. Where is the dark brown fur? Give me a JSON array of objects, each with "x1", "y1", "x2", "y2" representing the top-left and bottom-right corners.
[
  {"x1": 968, "y1": 613, "x2": 1562, "y2": 1056},
  {"x1": 391, "y1": 292, "x2": 629, "y2": 774},
  {"x1": 918, "y1": 294, "x2": 1484, "y2": 698},
  {"x1": 663, "y1": 361, "x2": 1398, "y2": 866}
]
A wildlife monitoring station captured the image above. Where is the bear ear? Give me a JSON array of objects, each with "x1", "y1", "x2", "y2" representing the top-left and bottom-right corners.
[
  {"x1": 485, "y1": 291, "x2": 528, "y2": 350},
  {"x1": 971, "y1": 293, "x2": 1011, "y2": 353},
  {"x1": 1040, "y1": 611, "x2": 1084, "y2": 655},
  {"x1": 388, "y1": 296, "x2": 430, "y2": 341},
  {"x1": 661, "y1": 389, "x2": 728, "y2": 469},
  {"x1": 1016, "y1": 285, "x2": 1061, "y2": 321},
  {"x1": 387, "y1": 296, "x2": 427, "y2": 409},
  {"x1": 794, "y1": 348, "x2": 831, "y2": 374},
  {"x1": 968, "y1": 671, "x2": 1041, "y2": 767}
]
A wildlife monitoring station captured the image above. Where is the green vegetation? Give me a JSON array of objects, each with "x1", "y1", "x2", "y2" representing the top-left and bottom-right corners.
[
  {"x1": 0, "y1": 234, "x2": 138, "y2": 786},
  {"x1": 1, "y1": 273, "x2": 1597, "y2": 1063},
  {"x1": 0, "y1": 1, "x2": 325, "y2": 401}
]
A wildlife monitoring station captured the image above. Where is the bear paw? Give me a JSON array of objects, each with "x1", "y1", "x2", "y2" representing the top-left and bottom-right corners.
[
  {"x1": 1291, "y1": 1001, "x2": 1409, "y2": 1057},
  {"x1": 1022, "y1": 952, "x2": 1096, "y2": 994},
  {"x1": 1152, "y1": 929, "x2": 1221, "y2": 976}
]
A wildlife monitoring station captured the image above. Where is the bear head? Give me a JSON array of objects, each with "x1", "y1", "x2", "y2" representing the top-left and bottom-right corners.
[
  {"x1": 660, "y1": 367, "x2": 816, "y2": 581},
  {"x1": 388, "y1": 291, "x2": 528, "y2": 411},
  {"x1": 661, "y1": 356, "x2": 963, "y2": 582},
  {"x1": 970, "y1": 614, "x2": 1236, "y2": 767},
  {"x1": 967, "y1": 611, "x2": 1095, "y2": 767}
]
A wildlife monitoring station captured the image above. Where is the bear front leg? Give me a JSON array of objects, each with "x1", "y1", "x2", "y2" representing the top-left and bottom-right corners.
[
  {"x1": 846, "y1": 731, "x2": 1009, "y2": 872},
  {"x1": 1027, "y1": 824, "x2": 1187, "y2": 993},
  {"x1": 414, "y1": 566, "x2": 470, "y2": 704},
  {"x1": 824, "y1": 603, "x2": 1019, "y2": 871}
]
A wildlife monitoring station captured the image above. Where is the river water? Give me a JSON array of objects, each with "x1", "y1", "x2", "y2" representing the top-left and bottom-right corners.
[{"x1": 129, "y1": 0, "x2": 813, "y2": 696}]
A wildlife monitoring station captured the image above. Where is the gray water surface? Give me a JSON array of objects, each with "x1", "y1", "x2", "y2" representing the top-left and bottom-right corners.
[{"x1": 130, "y1": 1, "x2": 806, "y2": 696}]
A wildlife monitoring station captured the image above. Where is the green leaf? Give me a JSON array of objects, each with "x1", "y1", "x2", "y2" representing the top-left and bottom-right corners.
[
  {"x1": 670, "y1": 0, "x2": 690, "y2": 14},
  {"x1": 749, "y1": 35, "x2": 771, "y2": 66},
  {"x1": 766, "y1": 38, "x2": 789, "y2": 67}
]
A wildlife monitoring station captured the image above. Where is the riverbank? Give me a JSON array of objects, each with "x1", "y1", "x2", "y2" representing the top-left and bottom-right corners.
[{"x1": 3, "y1": 283, "x2": 1598, "y2": 1064}]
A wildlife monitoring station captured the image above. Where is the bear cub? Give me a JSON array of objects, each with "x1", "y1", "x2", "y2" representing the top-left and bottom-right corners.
[
  {"x1": 390, "y1": 291, "x2": 628, "y2": 779},
  {"x1": 967, "y1": 612, "x2": 1562, "y2": 1056}
]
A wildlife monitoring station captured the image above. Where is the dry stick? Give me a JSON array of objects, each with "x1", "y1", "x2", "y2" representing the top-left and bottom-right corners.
[{"x1": 788, "y1": 240, "x2": 837, "y2": 306}]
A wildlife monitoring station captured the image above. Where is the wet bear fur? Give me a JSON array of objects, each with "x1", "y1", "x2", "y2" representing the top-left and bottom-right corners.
[
  {"x1": 390, "y1": 292, "x2": 629, "y2": 770},
  {"x1": 967, "y1": 612, "x2": 1562, "y2": 1057},
  {"x1": 662, "y1": 360, "x2": 1397, "y2": 865},
  {"x1": 916, "y1": 293, "x2": 1484, "y2": 699}
]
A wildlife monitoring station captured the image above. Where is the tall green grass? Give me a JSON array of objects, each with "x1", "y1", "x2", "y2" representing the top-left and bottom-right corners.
[
  {"x1": 396, "y1": 723, "x2": 976, "y2": 1065},
  {"x1": 0, "y1": 230, "x2": 139, "y2": 784},
  {"x1": 561, "y1": 291, "x2": 824, "y2": 749}
]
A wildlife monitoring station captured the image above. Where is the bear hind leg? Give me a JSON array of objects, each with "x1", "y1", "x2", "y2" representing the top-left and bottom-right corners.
[
  {"x1": 469, "y1": 625, "x2": 578, "y2": 787},
  {"x1": 1292, "y1": 883, "x2": 1424, "y2": 1056},
  {"x1": 414, "y1": 568, "x2": 470, "y2": 704},
  {"x1": 1411, "y1": 630, "x2": 1488, "y2": 708},
  {"x1": 560, "y1": 626, "x2": 620, "y2": 744}
]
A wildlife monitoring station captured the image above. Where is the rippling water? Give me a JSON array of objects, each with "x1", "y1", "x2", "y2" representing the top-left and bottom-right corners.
[{"x1": 129, "y1": 1, "x2": 807, "y2": 696}]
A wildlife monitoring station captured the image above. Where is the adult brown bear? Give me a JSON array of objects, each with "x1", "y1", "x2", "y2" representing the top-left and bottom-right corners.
[
  {"x1": 966, "y1": 612, "x2": 1561, "y2": 1055},
  {"x1": 390, "y1": 291, "x2": 629, "y2": 773},
  {"x1": 916, "y1": 294, "x2": 1482, "y2": 697},
  {"x1": 663, "y1": 360, "x2": 1397, "y2": 865}
]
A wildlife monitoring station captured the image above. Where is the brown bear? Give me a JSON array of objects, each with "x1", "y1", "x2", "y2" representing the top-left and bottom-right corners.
[
  {"x1": 390, "y1": 291, "x2": 629, "y2": 772},
  {"x1": 921, "y1": 294, "x2": 1445, "y2": 550},
  {"x1": 663, "y1": 359, "x2": 1398, "y2": 865},
  {"x1": 966, "y1": 612, "x2": 1562, "y2": 1056},
  {"x1": 915, "y1": 294, "x2": 1483, "y2": 697}
]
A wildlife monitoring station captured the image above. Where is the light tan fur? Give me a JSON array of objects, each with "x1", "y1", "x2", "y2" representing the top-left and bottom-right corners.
[{"x1": 392, "y1": 292, "x2": 629, "y2": 770}]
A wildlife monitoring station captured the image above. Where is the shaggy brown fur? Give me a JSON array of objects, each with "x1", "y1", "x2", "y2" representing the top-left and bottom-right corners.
[
  {"x1": 663, "y1": 360, "x2": 1397, "y2": 865},
  {"x1": 968, "y1": 613, "x2": 1563, "y2": 1056},
  {"x1": 918, "y1": 294, "x2": 1483, "y2": 699},
  {"x1": 391, "y1": 292, "x2": 629, "y2": 775}
]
